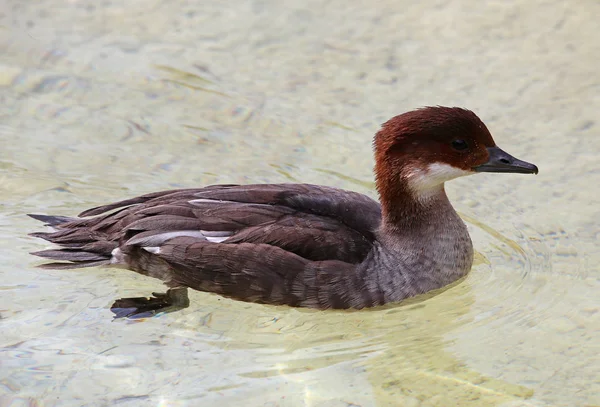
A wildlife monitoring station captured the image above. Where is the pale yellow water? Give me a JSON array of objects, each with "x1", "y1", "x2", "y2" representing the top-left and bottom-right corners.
[{"x1": 1, "y1": 1, "x2": 599, "y2": 406}]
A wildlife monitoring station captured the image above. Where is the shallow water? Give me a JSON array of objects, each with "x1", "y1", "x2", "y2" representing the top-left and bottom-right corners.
[{"x1": 1, "y1": 1, "x2": 598, "y2": 406}]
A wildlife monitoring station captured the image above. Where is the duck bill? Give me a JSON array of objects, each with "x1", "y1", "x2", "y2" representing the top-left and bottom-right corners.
[{"x1": 473, "y1": 146, "x2": 538, "y2": 174}]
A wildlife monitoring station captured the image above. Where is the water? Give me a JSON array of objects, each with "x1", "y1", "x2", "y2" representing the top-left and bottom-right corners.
[{"x1": 1, "y1": 0, "x2": 598, "y2": 406}]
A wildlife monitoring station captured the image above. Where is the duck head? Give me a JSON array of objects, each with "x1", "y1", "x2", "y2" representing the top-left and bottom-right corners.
[{"x1": 373, "y1": 106, "x2": 538, "y2": 218}]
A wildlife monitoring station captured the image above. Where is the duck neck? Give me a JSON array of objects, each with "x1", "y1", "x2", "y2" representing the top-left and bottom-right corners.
[
  {"x1": 361, "y1": 179, "x2": 473, "y2": 304},
  {"x1": 378, "y1": 181, "x2": 455, "y2": 233}
]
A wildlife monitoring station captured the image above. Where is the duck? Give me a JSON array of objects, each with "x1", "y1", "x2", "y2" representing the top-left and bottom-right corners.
[{"x1": 29, "y1": 106, "x2": 538, "y2": 318}]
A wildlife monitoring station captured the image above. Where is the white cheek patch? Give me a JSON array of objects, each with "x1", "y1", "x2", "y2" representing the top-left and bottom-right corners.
[{"x1": 406, "y1": 163, "x2": 473, "y2": 193}]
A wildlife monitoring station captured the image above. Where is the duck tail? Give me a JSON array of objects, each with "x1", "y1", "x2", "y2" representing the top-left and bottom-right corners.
[
  {"x1": 27, "y1": 213, "x2": 77, "y2": 227},
  {"x1": 28, "y1": 214, "x2": 117, "y2": 270}
]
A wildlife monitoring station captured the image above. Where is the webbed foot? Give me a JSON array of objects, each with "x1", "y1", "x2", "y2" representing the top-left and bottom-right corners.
[{"x1": 111, "y1": 287, "x2": 190, "y2": 319}]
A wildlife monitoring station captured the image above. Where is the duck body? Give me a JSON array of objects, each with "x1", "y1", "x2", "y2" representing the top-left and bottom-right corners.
[
  {"x1": 29, "y1": 107, "x2": 537, "y2": 317},
  {"x1": 30, "y1": 183, "x2": 472, "y2": 310}
]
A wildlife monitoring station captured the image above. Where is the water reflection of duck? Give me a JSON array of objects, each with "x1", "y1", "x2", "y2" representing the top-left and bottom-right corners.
[{"x1": 29, "y1": 106, "x2": 537, "y2": 318}]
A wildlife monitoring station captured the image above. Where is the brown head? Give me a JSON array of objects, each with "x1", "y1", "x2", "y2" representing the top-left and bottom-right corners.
[{"x1": 373, "y1": 106, "x2": 538, "y2": 220}]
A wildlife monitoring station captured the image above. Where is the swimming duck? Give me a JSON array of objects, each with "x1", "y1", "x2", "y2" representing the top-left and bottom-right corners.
[{"x1": 29, "y1": 106, "x2": 538, "y2": 318}]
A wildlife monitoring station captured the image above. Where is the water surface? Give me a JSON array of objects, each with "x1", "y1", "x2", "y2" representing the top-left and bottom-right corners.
[{"x1": 1, "y1": 1, "x2": 598, "y2": 406}]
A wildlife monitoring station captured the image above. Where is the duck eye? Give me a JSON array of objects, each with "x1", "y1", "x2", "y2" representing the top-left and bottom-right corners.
[{"x1": 451, "y1": 139, "x2": 468, "y2": 151}]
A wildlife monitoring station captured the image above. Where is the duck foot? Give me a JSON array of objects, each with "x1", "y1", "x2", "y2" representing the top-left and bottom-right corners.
[{"x1": 110, "y1": 287, "x2": 190, "y2": 319}]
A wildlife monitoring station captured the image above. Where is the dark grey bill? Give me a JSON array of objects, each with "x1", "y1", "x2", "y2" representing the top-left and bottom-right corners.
[{"x1": 473, "y1": 146, "x2": 538, "y2": 174}]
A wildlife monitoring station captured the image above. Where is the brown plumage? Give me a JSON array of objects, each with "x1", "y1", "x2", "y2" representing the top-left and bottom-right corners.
[
  {"x1": 30, "y1": 184, "x2": 382, "y2": 314},
  {"x1": 29, "y1": 107, "x2": 538, "y2": 318}
]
